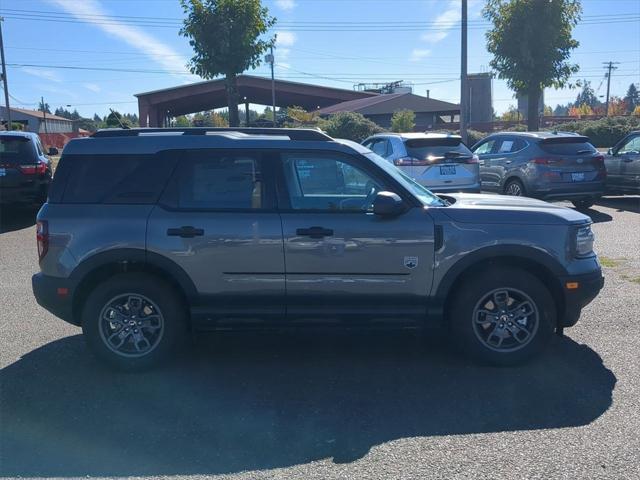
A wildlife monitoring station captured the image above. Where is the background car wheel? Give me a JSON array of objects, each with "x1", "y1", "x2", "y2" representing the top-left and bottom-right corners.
[
  {"x1": 572, "y1": 199, "x2": 595, "y2": 211},
  {"x1": 504, "y1": 179, "x2": 525, "y2": 197},
  {"x1": 81, "y1": 273, "x2": 187, "y2": 371},
  {"x1": 449, "y1": 266, "x2": 555, "y2": 366}
]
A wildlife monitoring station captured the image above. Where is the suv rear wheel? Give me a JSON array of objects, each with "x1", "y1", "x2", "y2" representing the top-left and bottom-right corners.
[
  {"x1": 504, "y1": 179, "x2": 525, "y2": 196},
  {"x1": 572, "y1": 198, "x2": 595, "y2": 211},
  {"x1": 81, "y1": 273, "x2": 187, "y2": 370},
  {"x1": 449, "y1": 267, "x2": 555, "y2": 365}
]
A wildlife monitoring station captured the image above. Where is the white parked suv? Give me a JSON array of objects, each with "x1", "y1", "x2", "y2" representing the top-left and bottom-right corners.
[{"x1": 362, "y1": 133, "x2": 480, "y2": 193}]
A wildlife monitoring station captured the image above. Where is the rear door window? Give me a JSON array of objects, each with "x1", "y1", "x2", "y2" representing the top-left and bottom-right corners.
[{"x1": 539, "y1": 138, "x2": 597, "y2": 155}]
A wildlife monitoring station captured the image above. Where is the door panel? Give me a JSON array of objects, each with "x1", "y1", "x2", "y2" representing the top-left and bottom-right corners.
[
  {"x1": 278, "y1": 151, "x2": 435, "y2": 320},
  {"x1": 146, "y1": 150, "x2": 285, "y2": 319}
]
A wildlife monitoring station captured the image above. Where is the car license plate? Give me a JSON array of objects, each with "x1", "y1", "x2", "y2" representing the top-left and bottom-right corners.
[
  {"x1": 440, "y1": 165, "x2": 456, "y2": 175},
  {"x1": 0, "y1": 168, "x2": 5, "y2": 177},
  {"x1": 571, "y1": 172, "x2": 585, "y2": 182}
]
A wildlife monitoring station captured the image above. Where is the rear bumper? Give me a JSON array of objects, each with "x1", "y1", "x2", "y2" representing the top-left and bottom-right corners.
[
  {"x1": 0, "y1": 181, "x2": 48, "y2": 204},
  {"x1": 559, "y1": 269, "x2": 604, "y2": 327},
  {"x1": 32, "y1": 272, "x2": 79, "y2": 326},
  {"x1": 530, "y1": 181, "x2": 604, "y2": 201}
]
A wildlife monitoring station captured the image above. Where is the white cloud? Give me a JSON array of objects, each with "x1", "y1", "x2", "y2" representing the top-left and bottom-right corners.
[
  {"x1": 83, "y1": 83, "x2": 101, "y2": 93},
  {"x1": 409, "y1": 48, "x2": 431, "y2": 62},
  {"x1": 276, "y1": 31, "x2": 296, "y2": 47},
  {"x1": 47, "y1": 0, "x2": 194, "y2": 81},
  {"x1": 22, "y1": 67, "x2": 62, "y2": 83},
  {"x1": 421, "y1": 0, "x2": 461, "y2": 44},
  {"x1": 275, "y1": 0, "x2": 296, "y2": 11}
]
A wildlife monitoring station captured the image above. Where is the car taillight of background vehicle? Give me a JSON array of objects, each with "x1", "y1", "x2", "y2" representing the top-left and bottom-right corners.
[
  {"x1": 19, "y1": 162, "x2": 47, "y2": 175},
  {"x1": 36, "y1": 220, "x2": 49, "y2": 261}
]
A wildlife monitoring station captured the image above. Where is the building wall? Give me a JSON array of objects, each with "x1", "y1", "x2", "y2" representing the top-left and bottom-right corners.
[
  {"x1": 468, "y1": 73, "x2": 493, "y2": 123},
  {"x1": 0, "y1": 107, "x2": 73, "y2": 133}
]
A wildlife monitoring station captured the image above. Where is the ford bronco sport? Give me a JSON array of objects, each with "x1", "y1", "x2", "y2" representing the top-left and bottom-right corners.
[{"x1": 32, "y1": 128, "x2": 604, "y2": 370}]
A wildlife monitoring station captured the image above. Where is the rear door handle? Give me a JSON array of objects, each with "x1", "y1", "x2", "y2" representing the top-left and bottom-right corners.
[
  {"x1": 296, "y1": 226, "x2": 334, "y2": 238},
  {"x1": 167, "y1": 226, "x2": 204, "y2": 238}
]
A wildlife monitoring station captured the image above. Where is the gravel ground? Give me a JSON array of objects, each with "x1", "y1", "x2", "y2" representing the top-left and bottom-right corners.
[{"x1": 1, "y1": 197, "x2": 639, "y2": 480}]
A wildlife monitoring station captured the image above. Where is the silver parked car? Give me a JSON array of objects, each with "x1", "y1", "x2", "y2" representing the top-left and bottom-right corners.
[
  {"x1": 604, "y1": 130, "x2": 640, "y2": 195},
  {"x1": 362, "y1": 133, "x2": 480, "y2": 193},
  {"x1": 472, "y1": 131, "x2": 606, "y2": 210}
]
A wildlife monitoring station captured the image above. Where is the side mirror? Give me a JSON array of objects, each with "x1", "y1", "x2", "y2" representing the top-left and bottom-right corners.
[
  {"x1": 373, "y1": 191, "x2": 405, "y2": 217},
  {"x1": 48, "y1": 147, "x2": 59, "y2": 156},
  {"x1": 607, "y1": 148, "x2": 613, "y2": 156}
]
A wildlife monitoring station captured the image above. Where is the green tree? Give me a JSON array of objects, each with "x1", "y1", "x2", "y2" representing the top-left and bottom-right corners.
[
  {"x1": 624, "y1": 83, "x2": 639, "y2": 114},
  {"x1": 180, "y1": 0, "x2": 276, "y2": 127},
  {"x1": 105, "y1": 111, "x2": 131, "y2": 128},
  {"x1": 500, "y1": 105, "x2": 521, "y2": 121},
  {"x1": 174, "y1": 115, "x2": 191, "y2": 127},
  {"x1": 390, "y1": 109, "x2": 416, "y2": 132},
  {"x1": 484, "y1": 0, "x2": 581, "y2": 131},
  {"x1": 318, "y1": 112, "x2": 383, "y2": 142},
  {"x1": 574, "y1": 80, "x2": 599, "y2": 108},
  {"x1": 38, "y1": 101, "x2": 51, "y2": 114}
]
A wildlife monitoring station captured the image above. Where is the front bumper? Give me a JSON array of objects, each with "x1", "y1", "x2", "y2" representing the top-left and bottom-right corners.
[
  {"x1": 32, "y1": 272, "x2": 78, "y2": 326},
  {"x1": 558, "y1": 268, "x2": 604, "y2": 327}
]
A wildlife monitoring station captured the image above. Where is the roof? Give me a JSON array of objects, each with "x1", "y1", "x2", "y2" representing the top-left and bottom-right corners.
[
  {"x1": 8, "y1": 107, "x2": 72, "y2": 122},
  {"x1": 371, "y1": 132, "x2": 462, "y2": 140},
  {"x1": 492, "y1": 131, "x2": 585, "y2": 139},
  {"x1": 0, "y1": 130, "x2": 38, "y2": 138},
  {"x1": 135, "y1": 74, "x2": 377, "y2": 116},
  {"x1": 316, "y1": 92, "x2": 460, "y2": 115}
]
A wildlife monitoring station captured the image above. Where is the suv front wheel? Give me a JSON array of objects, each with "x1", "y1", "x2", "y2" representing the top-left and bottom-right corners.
[
  {"x1": 449, "y1": 267, "x2": 555, "y2": 365},
  {"x1": 81, "y1": 273, "x2": 187, "y2": 370}
]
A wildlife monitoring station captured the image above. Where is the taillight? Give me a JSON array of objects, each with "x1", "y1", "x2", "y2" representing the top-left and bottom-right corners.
[
  {"x1": 466, "y1": 154, "x2": 479, "y2": 164},
  {"x1": 530, "y1": 157, "x2": 555, "y2": 165},
  {"x1": 394, "y1": 156, "x2": 416, "y2": 166},
  {"x1": 36, "y1": 220, "x2": 49, "y2": 261},
  {"x1": 593, "y1": 155, "x2": 605, "y2": 167},
  {"x1": 19, "y1": 162, "x2": 47, "y2": 175}
]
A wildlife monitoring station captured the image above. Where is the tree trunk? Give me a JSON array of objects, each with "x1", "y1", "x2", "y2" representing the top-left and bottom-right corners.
[
  {"x1": 225, "y1": 73, "x2": 240, "y2": 127},
  {"x1": 527, "y1": 86, "x2": 541, "y2": 131}
]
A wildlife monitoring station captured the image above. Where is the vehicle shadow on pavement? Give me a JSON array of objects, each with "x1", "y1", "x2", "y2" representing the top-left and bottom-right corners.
[
  {"x1": 597, "y1": 196, "x2": 640, "y2": 214},
  {"x1": 581, "y1": 208, "x2": 613, "y2": 224},
  {"x1": 0, "y1": 206, "x2": 38, "y2": 234},
  {"x1": 1, "y1": 331, "x2": 616, "y2": 477}
]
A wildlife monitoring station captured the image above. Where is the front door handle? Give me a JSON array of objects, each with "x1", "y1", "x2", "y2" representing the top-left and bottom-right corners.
[
  {"x1": 167, "y1": 226, "x2": 204, "y2": 238},
  {"x1": 296, "y1": 226, "x2": 334, "y2": 239}
]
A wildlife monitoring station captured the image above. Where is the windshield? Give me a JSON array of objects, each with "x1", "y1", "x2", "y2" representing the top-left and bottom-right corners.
[{"x1": 364, "y1": 151, "x2": 446, "y2": 207}]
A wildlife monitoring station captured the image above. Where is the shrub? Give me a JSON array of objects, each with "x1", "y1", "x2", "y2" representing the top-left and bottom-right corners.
[
  {"x1": 466, "y1": 129, "x2": 487, "y2": 146},
  {"x1": 545, "y1": 116, "x2": 640, "y2": 147},
  {"x1": 318, "y1": 112, "x2": 383, "y2": 142},
  {"x1": 390, "y1": 109, "x2": 416, "y2": 132}
]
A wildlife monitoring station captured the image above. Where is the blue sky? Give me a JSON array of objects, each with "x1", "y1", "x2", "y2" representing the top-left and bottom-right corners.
[{"x1": 3, "y1": 0, "x2": 639, "y2": 118}]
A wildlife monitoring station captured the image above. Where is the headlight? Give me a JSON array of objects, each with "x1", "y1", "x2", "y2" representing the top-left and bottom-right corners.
[{"x1": 575, "y1": 225, "x2": 595, "y2": 257}]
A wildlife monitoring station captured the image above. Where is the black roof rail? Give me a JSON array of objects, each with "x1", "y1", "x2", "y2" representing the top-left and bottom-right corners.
[{"x1": 92, "y1": 127, "x2": 332, "y2": 141}]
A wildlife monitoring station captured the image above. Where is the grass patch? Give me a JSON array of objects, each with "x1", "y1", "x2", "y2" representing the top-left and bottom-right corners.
[
  {"x1": 599, "y1": 256, "x2": 621, "y2": 268},
  {"x1": 622, "y1": 274, "x2": 640, "y2": 284}
]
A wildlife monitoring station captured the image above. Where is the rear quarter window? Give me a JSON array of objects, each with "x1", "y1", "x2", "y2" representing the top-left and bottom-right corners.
[{"x1": 57, "y1": 153, "x2": 176, "y2": 204}]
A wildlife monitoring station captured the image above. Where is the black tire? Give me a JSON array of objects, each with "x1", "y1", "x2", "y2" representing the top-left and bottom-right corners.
[
  {"x1": 503, "y1": 178, "x2": 525, "y2": 197},
  {"x1": 81, "y1": 273, "x2": 187, "y2": 371},
  {"x1": 449, "y1": 267, "x2": 555, "y2": 366},
  {"x1": 572, "y1": 198, "x2": 595, "y2": 211}
]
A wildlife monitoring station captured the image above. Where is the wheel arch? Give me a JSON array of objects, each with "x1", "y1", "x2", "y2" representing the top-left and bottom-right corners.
[
  {"x1": 432, "y1": 246, "x2": 567, "y2": 326},
  {"x1": 69, "y1": 248, "x2": 197, "y2": 326}
]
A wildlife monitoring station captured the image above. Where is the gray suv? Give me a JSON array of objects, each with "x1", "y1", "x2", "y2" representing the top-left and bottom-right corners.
[
  {"x1": 472, "y1": 132, "x2": 606, "y2": 210},
  {"x1": 32, "y1": 128, "x2": 604, "y2": 370}
]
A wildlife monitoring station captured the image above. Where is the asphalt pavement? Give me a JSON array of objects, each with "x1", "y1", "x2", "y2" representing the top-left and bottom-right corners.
[{"x1": 1, "y1": 197, "x2": 639, "y2": 479}]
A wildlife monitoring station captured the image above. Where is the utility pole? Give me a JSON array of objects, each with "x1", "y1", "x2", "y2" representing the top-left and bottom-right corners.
[
  {"x1": 603, "y1": 61, "x2": 619, "y2": 116},
  {"x1": 460, "y1": 0, "x2": 468, "y2": 143},
  {"x1": 41, "y1": 96, "x2": 48, "y2": 134},
  {"x1": 0, "y1": 17, "x2": 11, "y2": 130},
  {"x1": 269, "y1": 45, "x2": 276, "y2": 127}
]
